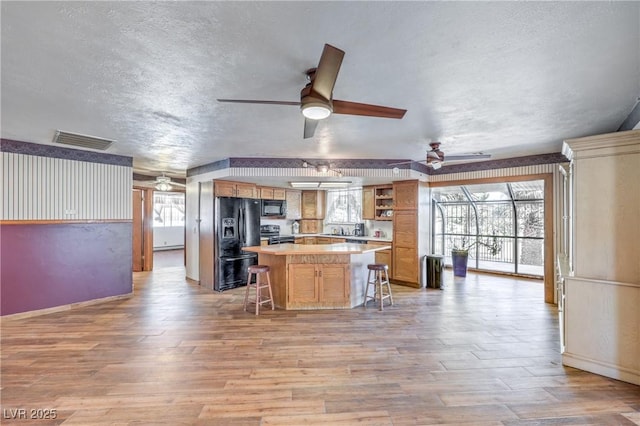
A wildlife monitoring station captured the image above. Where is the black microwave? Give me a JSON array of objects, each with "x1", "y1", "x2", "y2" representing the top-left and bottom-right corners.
[{"x1": 261, "y1": 199, "x2": 287, "y2": 217}]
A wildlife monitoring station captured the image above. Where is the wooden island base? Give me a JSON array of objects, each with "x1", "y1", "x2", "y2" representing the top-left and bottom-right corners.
[{"x1": 243, "y1": 243, "x2": 390, "y2": 310}]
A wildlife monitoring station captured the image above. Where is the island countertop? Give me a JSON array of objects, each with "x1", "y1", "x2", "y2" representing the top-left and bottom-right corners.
[
  {"x1": 242, "y1": 243, "x2": 388, "y2": 310},
  {"x1": 243, "y1": 242, "x2": 390, "y2": 255}
]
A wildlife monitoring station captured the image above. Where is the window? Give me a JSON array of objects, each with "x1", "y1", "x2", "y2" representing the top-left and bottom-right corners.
[
  {"x1": 153, "y1": 192, "x2": 185, "y2": 228},
  {"x1": 325, "y1": 188, "x2": 362, "y2": 224},
  {"x1": 432, "y1": 180, "x2": 544, "y2": 276}
]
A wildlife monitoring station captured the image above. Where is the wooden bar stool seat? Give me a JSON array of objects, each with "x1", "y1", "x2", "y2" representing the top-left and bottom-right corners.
[
  {"x1": 243, "y1": 265, "x2": 274, "y2": 315},
  {"x1": 364, "y1": 263, "x2": 393, "y2": 311}
]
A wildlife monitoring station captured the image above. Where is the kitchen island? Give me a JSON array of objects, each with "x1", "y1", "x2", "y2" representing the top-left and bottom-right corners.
[{"x1": 243, "y1": 243, "x2": 391, "y2": 310}]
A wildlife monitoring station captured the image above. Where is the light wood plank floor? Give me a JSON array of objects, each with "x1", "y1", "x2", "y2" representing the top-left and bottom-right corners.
[{"x1": 2, "y1": 267, "x2": 639, "y2": 425}]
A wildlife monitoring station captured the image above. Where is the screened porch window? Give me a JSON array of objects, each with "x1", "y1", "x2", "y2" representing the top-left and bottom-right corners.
[{"x1": 432, "y1": 180, "x2": 544, "y2": 276}]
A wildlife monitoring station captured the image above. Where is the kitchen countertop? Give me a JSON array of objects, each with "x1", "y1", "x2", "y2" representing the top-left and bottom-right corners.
[
  {"x1": 243, "y1": 242, "x2": 391, "y2": 255},
  {"x1": 285, "y1": 234, "x2": 392, "y2": 243}
]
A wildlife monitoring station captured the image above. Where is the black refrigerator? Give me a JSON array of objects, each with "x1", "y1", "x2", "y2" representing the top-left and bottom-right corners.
[{"x1": 214, "y1": 197, "x2": 260, "y2": 291}]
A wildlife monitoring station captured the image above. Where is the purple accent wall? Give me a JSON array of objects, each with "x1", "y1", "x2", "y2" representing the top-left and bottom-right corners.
[{"x1": 1, "y1": 222, "x2": 133, "y2": 316}]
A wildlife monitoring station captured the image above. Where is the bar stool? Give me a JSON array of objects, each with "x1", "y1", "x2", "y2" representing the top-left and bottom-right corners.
[
  {"x1": 243, "y1": 265, "x2": 274, "y2": 315},
  {"x1": 364, "y1": 263, "x2": 393, "y2": 310}
]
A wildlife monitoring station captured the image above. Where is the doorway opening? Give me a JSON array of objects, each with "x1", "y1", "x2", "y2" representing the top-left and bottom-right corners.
[
  {"x1": 152, "y1": 191, "x2": 185, "y2": 270},
  {"x1": 432, "y1": 180, "x2": 545, "y2": 277}
]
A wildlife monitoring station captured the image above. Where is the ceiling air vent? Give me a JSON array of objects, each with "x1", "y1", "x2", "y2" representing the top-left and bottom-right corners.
[{"x1": 53, "y1": 130, "x2": 114, "y2": 150}]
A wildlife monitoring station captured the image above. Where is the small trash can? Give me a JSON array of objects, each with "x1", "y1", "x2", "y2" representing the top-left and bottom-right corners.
[{"x1": 426, "y1": 255, "x2": 444, "y2": 289}]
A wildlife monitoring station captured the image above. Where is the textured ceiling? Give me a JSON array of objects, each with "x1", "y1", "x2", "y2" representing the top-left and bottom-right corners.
[{"x1": 1, "y1": 1, "x2": 639, "y2": 178}]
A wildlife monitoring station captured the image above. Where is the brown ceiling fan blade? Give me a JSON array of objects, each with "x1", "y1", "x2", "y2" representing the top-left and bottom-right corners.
[
  {"x1": 311, "y1": 44, "x2": 345, "y2": 101},
  {"x1": 303, "y1": 118, "x2": 319, "y2": 139},
  {"x1": 332, "y1": 100, "x2": 406, "y2": 119},
  {"x1": 217, "y1": 99, "x2": 301, "y2": 106}
]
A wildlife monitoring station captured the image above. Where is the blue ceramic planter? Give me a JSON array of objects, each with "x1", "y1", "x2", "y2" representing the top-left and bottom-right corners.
[{"x1": 452, "y1": 250, "x2": 469, "y2": 277}]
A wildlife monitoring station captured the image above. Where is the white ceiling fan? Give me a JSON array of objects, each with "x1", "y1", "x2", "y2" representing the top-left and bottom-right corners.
[
  {"x1": 392, "y1": 142, "x2": 491, "y2": 169},
  {"x1": 135, "y1": 173, "x2": 186, "y2": 191}
]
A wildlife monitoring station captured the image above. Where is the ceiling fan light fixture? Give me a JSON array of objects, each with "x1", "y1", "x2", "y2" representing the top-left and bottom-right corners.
[
  {"x1": 430, "y1": 161, "x2": 442, "y2": 170},
  {"x1": 316, "y1": 164, "x2": 330, "y2": 173},
  {"x1": 155, "y1": 182, "x2": 172, "y2": 191},
  {"x1": 301, "y1": 102, "x2": 332, "y2": 120}
]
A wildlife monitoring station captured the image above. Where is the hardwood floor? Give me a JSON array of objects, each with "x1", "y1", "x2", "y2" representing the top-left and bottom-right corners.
[
  {"x1": 2, "y1": 269, "x2": 639, "y2": 425},
  {"x1": 153, "y1": 249, "x2": 185, "y2": 269}
]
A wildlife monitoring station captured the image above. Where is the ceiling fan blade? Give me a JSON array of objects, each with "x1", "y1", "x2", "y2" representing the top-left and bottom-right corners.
[
  {"x1": 388, "y1": 159, "x2": 423, "y2": 166},
  {"x1": 332, "y1": 100, "x2": 406, "y2": 119},
  {"x1": 217, "y1": 99, "x2": 301, "y2": 106},
  {"x1": 445, "y1": 154, "x2": 492, "y2": 161},
  {"x1": 311, "y1": 44, "x2": 345, "y2": 101},
  {"x1": 303, "y1": 118, "x2": 319, "y2": 139}
]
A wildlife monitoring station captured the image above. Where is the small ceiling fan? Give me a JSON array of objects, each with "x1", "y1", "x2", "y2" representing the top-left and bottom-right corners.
[
  {"x1": 135, "y1": 173, "x2": 186, "y2": 191},
  {"x1": 392, "y1": 142, "x2": 491, "y2": 169},
  {"x1": 217, "y1": 43, "x2": 407, "y2": 138}
]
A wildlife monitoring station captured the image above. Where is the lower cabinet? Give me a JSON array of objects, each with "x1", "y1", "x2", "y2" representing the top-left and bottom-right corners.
[
  {"x1": 300, "y1": 219, "x2": 323, "y2": 234},
  {"x1": 393, "y1": 246, "x2": 418, "y2": 283},
  {"x1": 367, "y1": 241, "x2": 392, "y2": 274},
  {"x1": 287, "y1": 263, "x2": 349, "y2": 308},
  {"x1": 375, "y1": 249, "x2": 392, "y2": 274}
]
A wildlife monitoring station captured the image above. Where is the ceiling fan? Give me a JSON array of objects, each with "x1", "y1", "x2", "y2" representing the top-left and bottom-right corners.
[
  {"x1": 217, "y1": 44, "x2": 407, "y2": 138},
  {"x1": 392, "y1": 142, "x2": 491, "y2": 169},
  {"x1": 135, "y1": 174, "x2": 186, "y2": 191}
]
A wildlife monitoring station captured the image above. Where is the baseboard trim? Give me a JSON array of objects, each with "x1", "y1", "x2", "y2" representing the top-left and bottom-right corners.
[
  {"x1": 562, "y1": 352, "x2": 640, "y2": 386},
  {"x1": 1, "y1": 293, "x2": 133, "y2": 321}
]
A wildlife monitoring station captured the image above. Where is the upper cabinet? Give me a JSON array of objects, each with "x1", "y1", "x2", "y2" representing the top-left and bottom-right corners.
[
  {"x1": 362, "y1": 186, "x2": 375, "y2": 220},
  {"x1": 393, "y1": 180, "x2": 417, "y2": 210},
  {"x1": 286, "y1": 190, "x2": 302, "y2": 220},
  {"x1": 301, "y1": 190, "x2": 325, "y2": 219},
  {"x1": 258, "y1": 186, "x2": 286, "y2": 200},
  {"x1": 374, "y1": 185, "x2": 394, "y2": 220},
  {"x1": 362, "y1": 185, "x2": 394, "y2": 220},
  {"x1": 214, "y1": 180, "x2": 257, "y2": 198}
]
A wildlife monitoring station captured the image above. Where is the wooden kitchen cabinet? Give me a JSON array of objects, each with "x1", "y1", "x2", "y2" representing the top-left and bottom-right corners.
[
  {"x1": 288, "y1": 264, "x2": 318, "y2": 304},
  {"x1": 392, "y1": 246, "x2": 418, "y2": 283},
  {"x1": 393, "y1": 180, "x2": 418, "y2": 210},
  {"x1": 300, "y1": 219, "x2": 323, "y2": 234},
  {"x1": 258, "y1": 186, "x2": 286, "y2": 200},
  {"x1": 316, "y1": 237, "x2": 334, "y2": 244},
  {"x1": 272, "y1": 188, "x2": 286, "y2": 200},
  {"x1": 362, "y1": 186, "x2": 375, "y2": 220},
  {"x1": 257, "y1": 186, "x2": 273, "y2": 199},
  {"x1": 214, "y1": 180, "x2": 257, "y2": 198},
  {"x1": 375, "y1": 185, "x2": 394, "y2": 220},
  {"x1": 375, "y1": 249, "x2": 392, "y2": 274},
  {"x1": 368, "y1": 241, "x2": 393, "y2": 275},
  {"x1": 393, "y1": 209, "x2": 418, "y2": 285},
  {"x1": 287, "y1": 263, "x2": 349, "y2": 308},
  {"x1": 391, "y1": 179, "x2": 426, "y2": 288},
  {"x1": 286, "y1": 190, "x2": 302, "y2": 220},
  {"x1": 301, "y1": 190, "x2": 325, "y2": 219}
]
